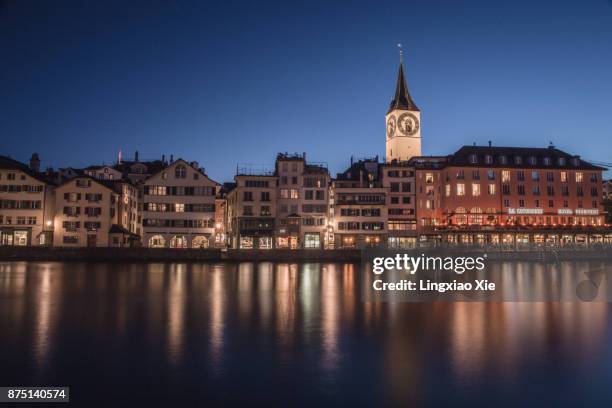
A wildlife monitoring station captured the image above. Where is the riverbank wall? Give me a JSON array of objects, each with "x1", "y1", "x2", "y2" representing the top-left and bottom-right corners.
[{"x1": 1, "y1": 246, "x2": 611, "y2": 263}]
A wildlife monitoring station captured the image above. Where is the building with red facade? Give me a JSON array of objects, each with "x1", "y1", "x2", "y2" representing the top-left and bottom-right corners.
[{"x1": 412, "y1": 144, "x2": 610, "y2": 244}]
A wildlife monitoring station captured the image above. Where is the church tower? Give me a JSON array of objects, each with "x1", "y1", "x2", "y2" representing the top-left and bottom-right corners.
[{"x1": 385, "y1": 56, "x2": 421, "y2": 163}]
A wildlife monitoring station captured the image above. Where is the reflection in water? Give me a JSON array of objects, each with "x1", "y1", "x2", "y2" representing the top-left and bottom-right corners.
[
  {"x1": 0, "y1": 260, "x2": 610, "y2": 405},
  {"x1": 321, "y1": 264, "x2": 340, "y2": 373},
  {"x1": 167, "y1": 263, "x2": 186, "y2": 365}
]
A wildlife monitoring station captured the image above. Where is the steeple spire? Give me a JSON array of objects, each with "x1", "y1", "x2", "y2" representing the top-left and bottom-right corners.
[{"x1": 388, "y1": 52, "x2": 419, "y2": 114}]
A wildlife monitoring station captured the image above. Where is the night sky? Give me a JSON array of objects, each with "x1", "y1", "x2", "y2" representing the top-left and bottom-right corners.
[{"x1": 1, "y1": 0, "x2": 611, "y2": 182}]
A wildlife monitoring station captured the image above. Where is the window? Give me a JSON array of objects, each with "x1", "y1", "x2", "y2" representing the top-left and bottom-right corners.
[
  {"x1": 391, "y1": 197, "x2": 399, "y2": 204},
  {"x1": 260, "y1": 206, "x2": 271, "y2": 216},
  {"x1": 456, "y1": 184, "x2": 465, "y2": 196},
  {"x1": 261, "y1": 191, "x2": 270, "y2": 201},
  {"x1": 243, "y1": 206, "x2": 253, "y2": 216},
  {"x1": 502, "y1": 184, "x2": 511, "y2": 195},
  {"x1": 280, "y1": 189, "x2": 289, "y2": 199},
  {"x1": 487, "y1": 170, "x2": 495, "y2": 180},
  {"x1": 445, "y1": 184, "x2": 451, "y2": 197},
  {"x1": 315, "y1": 190, "x2": 324, "y2": 200},
  {"x1": 577, "y1": 186, "x2": 583, "y2": 196},
  {"x1": 547, "y1": 185, "x2": 555, "y2": 196},
  {"x1": 401, "y1": 182, "x2": 411, "y2": 192},
  {"x1": 488, "y1": 184, "x2": 496, "y2": 195},
  {"x1": 175, "y1": 165, "x2": 187, "y2": 179},
  {"x1": 561, "y1": 186, "x2": 569, "y2": 196},
  {"x1": 518, "y1": 185, "x2": 525, "y2": 195},
  {"x1": 519, "y1": 199, "x2": 525, "y2": 207},
  {"x1": 175, "y1": 203, "x2": 185, "y2": 212},
  {"x1": 532, "y1": 185, "x2": 540, "y2": 195},
  {"x1": 291, "y1": 176, "x2": 298, "y2": 185},
  {"x1": 544, "y1": 157, "x2": 551, "y2": 165},
  {"x1": 575, "y1": 172, "x2": 583, "y2": 182},
  {"x1": 390, "y1": 183, "x2": 399, "y2": 192},
  {"x1": 485, "y1": 155, "x2": 493, "y2": 164},
  {"x1": 290, "y1": 189, "x2": 299, "y2": 199},
  {"x1": 558, "y1": 158, "x2": 566, "y2": 166},
  {"x1": 243, "y1": 191, "x2": 253, "y2": 201},
  {"x1": 549, "y1": 200, "x2": 554, "y2": 208},
  {"x1": 402, "y1": 196, "x2": 410, "y2": 204},
  {"x1": 591, "y1": 187, "x2": 598, "y2": 197},
  {"x1": 532, "y1": 171, "x2": 539, "y2": 181},
  {"x1": 546, "y1": 172, "x2": 554, "y2": 182},
  {"x1": 472, "y1": 183, "x2": 481, "y2": 196},
  {"x1": 514, "y1": 156, "x2": 522, "y2": 165},
  {"x1": 502, "y1": 170, "x2": 510, "y2": 182},
  {"x1": 529, "y1": 156, "x2": 537, "y2": 165},
  {"x1": 499, "y1": 155, "x2": 507, "y2": 164},
  {"x1": 517, "y1": 171, "x2": 525, "y2": 181},
  {"x1": 472, "y1": 170, "x2": 480, "y2": 180},
  {"x1": 456, "y1": 170, "x2": 464, "y2": 180},
  {"x1": 590, "y1": 173, "x2": 598, "y2": 182},
  {"x1": 425, "y1": 173, "x2": 434, "y2": 183},
  {"x1": 503, "y1": 199, "x2": 510, "y2": 207},
  {"x1": 469, "y1": 154, "x2": 477, "y2": 164},
  {"x1": 245, "y1": 180, "x2": 269, "y2": 188}
]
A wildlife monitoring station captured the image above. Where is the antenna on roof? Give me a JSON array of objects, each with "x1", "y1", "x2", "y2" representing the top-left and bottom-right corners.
[{"x1": 397, "y1": 43, "x2": 403, "y2": 63}]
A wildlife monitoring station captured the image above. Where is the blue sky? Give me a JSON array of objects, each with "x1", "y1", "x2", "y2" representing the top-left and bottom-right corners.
[{"x1": 1, "y1": 0, "x2": 611, "y2": 181}]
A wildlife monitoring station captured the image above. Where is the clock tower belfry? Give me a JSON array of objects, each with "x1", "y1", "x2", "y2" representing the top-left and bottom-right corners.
[{"x1": 385, "y1": 54, "x2": 421, "y2": 163}]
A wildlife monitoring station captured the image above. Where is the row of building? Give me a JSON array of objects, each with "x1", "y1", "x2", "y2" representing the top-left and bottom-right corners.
[
  {"x1": 2, "y1": 60, "x2": 611, "y2": 248},
  {"x1": 1, "y1": 145, "x2": 610, "y2": 249}
]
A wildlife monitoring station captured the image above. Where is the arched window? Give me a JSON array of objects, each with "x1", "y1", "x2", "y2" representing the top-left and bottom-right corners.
[
  {"x1": 148, "y1": 235, "x2": 166, "y2": 248},
  {"x1": 170, "y1": 235, "x2": 188, "y2": 248},
  {"x1": 455, "y1": 207, "x2": 467, "y2": 225},
  {"x1": 192, "y1": 236, "x2": 209, "y2": 249},
  {"x1": 175, "y1": 165, "x2": 187, "y2": 179},
  {"x1": 469, "y1": 207, "x2": 483, "y2": 225}
]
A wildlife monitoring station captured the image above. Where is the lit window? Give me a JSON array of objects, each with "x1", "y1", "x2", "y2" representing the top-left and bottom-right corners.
[
  {"x1": 175, "y1": 203, "x2": 184, "y2": 212},
  {"x1": 502, "y1": 170, "x2": 510, "y2": 182},
  {"x1": 560, "y1": 172, "x2": 567, "y2": 182},
  {"x1": 488, "y1": 184, "x2": 496, "y2": 195},
  {"x1": 425, "y1": 173, "x2": 434, "y2": 183},
  {"x1": 472, "y1": 183, "x2": 481, "y2": 196},
  {"x1": 456, "y1": 184, "x2": 465, "y2": 196},
  {"x1": 445, "y1": 184, "x2": 450, "y2": 197},
  {"x1": 575, "y1": 172, "x2": 583, "y2": 182}
]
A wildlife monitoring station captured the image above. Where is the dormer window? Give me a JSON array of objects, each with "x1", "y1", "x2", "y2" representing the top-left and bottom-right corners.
[
  {"x1": 572, "y1": 158, "x2": 579, "y2": 166},
  {"x1": 499, "y1": 155, "x2": 507, "y2": 165},
  {"x1": 485, "y1": 155, "x2": 493, "y2": 164},
  {"x1": 469, "y1": 154, "x2": 478, "y2": 164},
  {"x1": 529, "y1": 156, "x2": 537, "y2": 165},
  {"x1": 514, "y1": 156, "x2": 522, "y2": 165},
  {"x1": 558, "y1": 157, "x2": 566, "y2": 166},
  {"x1": 543, "y1": 157, "x2": 551, "y2": 166}
]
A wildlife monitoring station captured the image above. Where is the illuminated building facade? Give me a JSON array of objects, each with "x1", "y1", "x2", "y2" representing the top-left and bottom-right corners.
[
  {"x1": 413, "y1": 144, "x2": 608, "y2": 244},
  {"x1": 142, "y1": 159, "x2": 219, "y2": 248}
]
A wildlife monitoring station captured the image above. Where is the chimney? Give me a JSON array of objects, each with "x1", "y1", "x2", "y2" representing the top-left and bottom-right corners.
[
  {"x1": 29, "y1": 153, "x2": 40, "y2": 172},
  {"x1": 170, "y1": 154, "x2": 174, "y2": 163},
  {"x1": 359, "y1": 170, "x2": 363, "y2": 187},
  {"x1": 488, "y1": 141, "x2": 492, "y2": 147},
  {"x1": 135, "y1": 151, "x2": 139, "y2": 162},
  {"x1": 162, "y1": 154, "x2": 166, "y2": 163}
]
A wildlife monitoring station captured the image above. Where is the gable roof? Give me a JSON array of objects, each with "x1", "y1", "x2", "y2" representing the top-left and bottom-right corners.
[
  {"x1": 144, "y1": 158, "x2": 220, "y2": 185},
  {"x1": 0, "y1": 155, "x2": 52, "y2": 183}
]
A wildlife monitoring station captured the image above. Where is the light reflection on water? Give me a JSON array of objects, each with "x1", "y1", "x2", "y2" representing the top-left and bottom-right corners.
[{"x1": 0, "y1": 261, "x2": 611, "y2": 406}]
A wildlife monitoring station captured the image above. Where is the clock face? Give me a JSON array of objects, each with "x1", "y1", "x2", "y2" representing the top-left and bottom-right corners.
[
  {"x1": 386, "y1": 116, "x2": 396, "y2": 138},
  {"x1": 397, "y1": 112, "x2": 420, "y2": 136}
]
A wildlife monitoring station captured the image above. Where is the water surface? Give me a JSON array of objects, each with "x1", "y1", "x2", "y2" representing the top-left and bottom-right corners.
[{"x1": 1, "y1": 261, "x2": 611, "y2": 406}]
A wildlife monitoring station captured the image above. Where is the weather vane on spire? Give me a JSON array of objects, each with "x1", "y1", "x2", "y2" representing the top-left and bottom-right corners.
[{"x1": 397, "y1": 43, "x2": 403, "y2": 63}]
